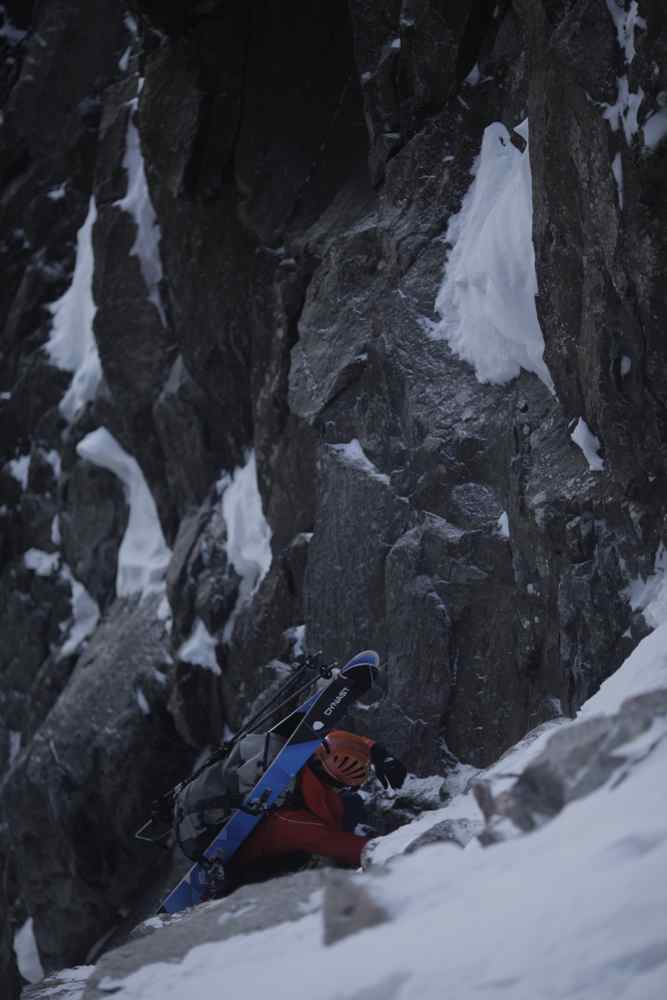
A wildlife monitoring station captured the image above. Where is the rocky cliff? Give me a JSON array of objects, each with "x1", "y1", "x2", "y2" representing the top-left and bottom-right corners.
[{"x1": 1, "y1": 0, "x2": 666, "y2": 992}]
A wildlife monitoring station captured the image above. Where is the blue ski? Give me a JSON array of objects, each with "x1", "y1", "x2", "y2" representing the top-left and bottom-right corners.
[{"x1": 159, "y1": 650, "x2": 380, "y2": 914}]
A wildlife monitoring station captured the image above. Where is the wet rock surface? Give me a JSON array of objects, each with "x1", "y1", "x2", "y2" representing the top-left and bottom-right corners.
[{"x1": 1, "y1": 0, "x2": 666, "y2": 981}]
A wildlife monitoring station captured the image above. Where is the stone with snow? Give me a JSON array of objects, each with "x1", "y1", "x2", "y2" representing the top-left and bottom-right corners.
[{"x1": 476, "y1": 688, "x2": 667, "y2": 845}]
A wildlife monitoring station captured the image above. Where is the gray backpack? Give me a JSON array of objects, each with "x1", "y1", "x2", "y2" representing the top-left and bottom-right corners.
[{"x1": 174, "y1": 733, "x2": 286, "y2": 861}]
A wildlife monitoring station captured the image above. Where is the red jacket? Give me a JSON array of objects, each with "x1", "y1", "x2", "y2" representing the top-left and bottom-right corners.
[{"x1": 229, "y1": 765, "x2": 370, "y2": 872}]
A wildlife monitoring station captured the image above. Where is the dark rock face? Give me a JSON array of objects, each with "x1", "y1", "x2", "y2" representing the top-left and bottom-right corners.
[
  {"x1": 0, "y1": 843, "x2": 21, "y2": 1000},
  {"x1": 517, "y1": 0, "x2": 667, "y2": 498},
  {"x1": 3, "y1": 597, "x2": 194, "y2": 971},
  {"x1": 2, "y1": 0, "x2": 667, "y2": 976}
]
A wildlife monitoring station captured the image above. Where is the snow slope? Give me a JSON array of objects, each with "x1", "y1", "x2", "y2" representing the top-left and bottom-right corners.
[{"x1": 85, "y1": 624, "x2": 667, "y2": 1000}]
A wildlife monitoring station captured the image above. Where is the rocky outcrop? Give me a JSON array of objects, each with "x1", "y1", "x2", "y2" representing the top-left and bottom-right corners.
[
  {"x1": 475, "y1": 687, "x2": 667, "y2": 844},
  {"x1": 3, "y1": 597, "x2": 194, "y2": 971}
]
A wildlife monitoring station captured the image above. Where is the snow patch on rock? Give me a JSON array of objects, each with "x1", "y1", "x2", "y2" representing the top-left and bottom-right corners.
[
  {"x1": 24, "y1": 548, "x2": 60, "y2": 576},
  {"x1": 46, "y1": 197, "x2": 102, "y2": 423},
  {"x1": 178, "y1": 618, "x2": 221, "y2": 674},
  {"x1": 23, "y1": 548, "x2": 100, "y2": 657},
  {"x1": 59, "y1": 564, "x2": 101, "y2": 658},
  {"x1": 433, "y1": 120, "x2": 554, "y2": 392},
  {"x1": 77, "y1": 428, "x2": 171, "y2": 600},
  {"x1": 220, "y1": 452, "x2": 272, "y2": 642},
  {"x1": 605, "y1": 0, "x2": 646, "y2": 65},
  {"x1": 13, "y1": 917, "x2": 44, "y2": 985},
  {"x1": 643, "y1": 107, "x2": 667, "y2": 151},
  {"x1": 570, "y1": 417, "x2": 605, "y2": 472},
  {"x1": 115, "y1": 84, "x2": 166, "y2": 325},
  {"x1": 496, "y1": 511, "x2": 510, "y2": 538},
  {"x1": 623, "y1": 544, "x2": 667, "y2": 631},
  {"x1": 329, "y1": 439, "x2": 390, "y2": 484},
  {"x1": 7, "y1": 452, "x2": 31, "y2": 489}
]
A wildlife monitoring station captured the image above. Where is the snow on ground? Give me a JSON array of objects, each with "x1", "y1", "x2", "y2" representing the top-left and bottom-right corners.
[
  {"x1": 220, "y1": 452, "x2": 272, "y2": 641},
  {"x1": 329, "y1": 439, "x2": 390, "y2": 484},
  {"x1": 570, "y1": 416, "x2": 605, "y2": 472},
  {"x1": 88, "y1": 627, "x2": 667, "y2": 1000},
  {"x1": 77, "y1": 428, "x2": 171, "y2": 600},
  {"x1": 115, "y1": 83, "x2": 166, "y2": 325},
  {"x1": 178, "y1": 618, "x2": 221, "y2": 674},
  {"x1": 46, "y1": 197, "x2": 102, "y2": 423},
  {"x1": 433, "y1": 120, "x2": 554, "y2": 392}
]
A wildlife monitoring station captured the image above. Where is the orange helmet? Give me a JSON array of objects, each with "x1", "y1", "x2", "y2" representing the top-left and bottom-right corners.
[{"x1": 314, "y1": 730, "x2": 373, "y2": 787}]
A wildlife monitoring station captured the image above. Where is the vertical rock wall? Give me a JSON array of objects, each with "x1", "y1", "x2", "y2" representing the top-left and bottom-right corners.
[{"x1": 1, "y1": 0, "x2": 666, "y2": 976}]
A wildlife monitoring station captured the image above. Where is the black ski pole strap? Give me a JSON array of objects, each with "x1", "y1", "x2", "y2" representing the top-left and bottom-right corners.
[{"x1": 262, "y1": 732, "x2": 271, "y2": 772}]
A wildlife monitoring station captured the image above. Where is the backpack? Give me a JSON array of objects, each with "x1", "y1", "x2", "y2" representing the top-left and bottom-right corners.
[{"x1": 173, "y1": 732, "x2": 287, "y2": 862}]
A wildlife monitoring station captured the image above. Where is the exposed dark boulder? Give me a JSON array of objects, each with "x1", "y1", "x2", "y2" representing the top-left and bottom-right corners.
[
  {"x1": 153, "y1": 356, "x2": 221, "y2": 520},
  {"x1": 59, "y1": 458, "x2": 126, "y2": 608},
  {"x1": 475, "y1": 687, "x2": 667, "y2": 844},
  {"x1": 2, "y1": 596, "x2": 194, "y2": 971},
  {"x1": 0, "y1": 838, "x2": 21, "y2": 1000}
]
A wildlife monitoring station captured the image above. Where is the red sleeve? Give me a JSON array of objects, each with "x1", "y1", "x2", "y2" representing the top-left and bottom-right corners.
[
  {"x1": 232, "y1": 809, "x2": 369, "y2": 868},
  {"x1": 298, "y1": 766, "x2": 345, "y2": 827}
]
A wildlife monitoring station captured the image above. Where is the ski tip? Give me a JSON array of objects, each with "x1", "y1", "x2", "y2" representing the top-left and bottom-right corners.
[
  {"x1": 342, "y1": 650, "x2": 380, "y2": 671},
  {"x1": 340, "y1": 650, "x2": 381, "y2": 694}
]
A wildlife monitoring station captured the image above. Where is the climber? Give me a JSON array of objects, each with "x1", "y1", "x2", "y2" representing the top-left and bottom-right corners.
[{"x1": 220, "y1": 730, "x2": 408, "y2": 893}]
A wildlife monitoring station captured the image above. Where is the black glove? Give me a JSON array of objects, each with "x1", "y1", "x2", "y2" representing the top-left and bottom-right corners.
[{"x1": 370, "y1": 743, "x2": 408, "y2": 789}]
